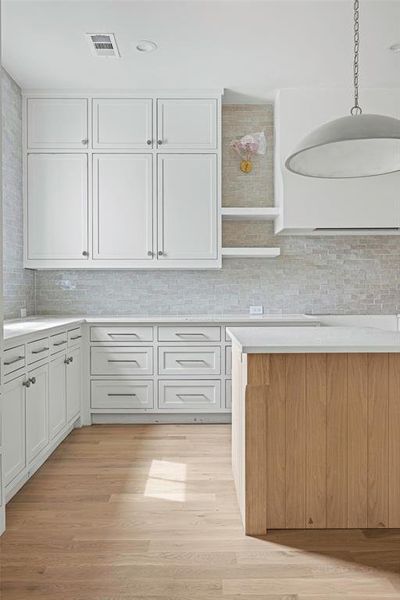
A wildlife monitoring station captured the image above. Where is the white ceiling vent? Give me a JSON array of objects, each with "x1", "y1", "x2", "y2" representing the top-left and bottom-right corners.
[{"x1": 86, "y1": 33, "x2": 120, "y2": 58}]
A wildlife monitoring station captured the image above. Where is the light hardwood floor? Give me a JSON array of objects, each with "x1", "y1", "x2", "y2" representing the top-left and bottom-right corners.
[{"x1": 1, "y1": 424, "x2": 400, "y2": 599}]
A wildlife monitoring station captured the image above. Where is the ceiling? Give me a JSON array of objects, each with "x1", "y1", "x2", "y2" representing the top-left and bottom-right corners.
[{"x1": 2, "y1": 0, "x2": 400, "y2": 102}]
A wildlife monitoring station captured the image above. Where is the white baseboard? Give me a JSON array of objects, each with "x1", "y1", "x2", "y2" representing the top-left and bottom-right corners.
[{"x1": 91, "y1": 413, "x2": 232, "y2": 424}]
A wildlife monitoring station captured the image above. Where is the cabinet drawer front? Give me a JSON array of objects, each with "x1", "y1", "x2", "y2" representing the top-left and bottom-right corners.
[
  {"x1": 27, "y1": 337, "x2": 50, "y2": 364},
  {"x1": 50, "y1": 332, "x2": 68, "y2": 354},
  {"x1": 159, "y1": 346, "x2": 221, "y2": 375},
  {"x1": 225, "y1": 380, "x2": 232, "y2": 409},
  {"x1": 3, "y1": 345, "x2": 26, "y2": 376},
  {"x1": 158, "y1": 326, "x2": 220, "y2": 342},
  {"x1": 91, "y1": 347, "x2": 153, "y2": 375},
  {"x1": 226, "y1": 346, "x2": 232, "y2": 376},
  {"x1": 68, "y1": 327, "x2": 82, "y2": 347},
  {"x1": 91, "y1": 326, "x2": 153, "y2": 342},
  {"x1": 91, "y1": 380, "x2": 154, "y2": 410},
  {"x1": 158, "y1": 380, "x2": 221, "y2": 411}
]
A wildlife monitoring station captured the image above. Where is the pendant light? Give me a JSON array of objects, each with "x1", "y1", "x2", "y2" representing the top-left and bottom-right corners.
[{"x1": 285, "y1": 0, "x2": 400, "y2": 178}]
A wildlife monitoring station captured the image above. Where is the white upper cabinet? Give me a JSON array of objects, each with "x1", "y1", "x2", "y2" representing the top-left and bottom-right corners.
[
  {"x1": 92, "y1": 99, "x2": 153, "y2": 148},
  {"x1": 27, "y1": 154, "x2": 88, "y2": 261},
  {"x1": 158, "y1": 154, "x2": 218, "y2": 260},
  {"x1": 157, "y1": 99, "x2": 217, "y2": 149},
  {"x1": 275, "y1": 88, "x2": 400, "y2": 233},
  {"x1": 93, "y1": 154, "x2": 153, "y2": 260},
  {"x1": 27, "y1": 98, "x2": 88, "y2": 149}
]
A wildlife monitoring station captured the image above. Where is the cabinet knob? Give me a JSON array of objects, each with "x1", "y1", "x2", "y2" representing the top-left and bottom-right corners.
[
  {"x1": 82, "y1": 250, "x2": 89, "y2": 257},
  {"x1": 158, "y1": 250, "x2": 164, "y2": 256},
  {"x1": 69, "y1": 356, "x2": 74, "y2": 363},
  {"x1": 157, "y1": 140, "x2": 163, "y2": 145},
  {"x1": 64, "y1": 358, "x2": 69, "y2": 364},
  {"x1": 23, "y1": 380, "x2": 31, "y2": 388},
  {"x1": 81, "y1": 139, "x2": 89, "y2": 145},
  {"x1": 147, "y1": 250, "x2": 154, "y2": 257},
  {"x1": 29, "y1": 377, "x2": 36, "y2": 385},
  {"x1": 146, "y1": 139, "x2": 152, "y2": 146}
]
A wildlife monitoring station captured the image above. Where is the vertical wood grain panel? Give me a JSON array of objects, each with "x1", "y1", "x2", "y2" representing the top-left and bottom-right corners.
[
  {"x1": 347, "y1": 353, "x2": 368, "y2": 528},
  {"x1": 245, "y1": 383, "x2": 267, "y2": 535},
  {"x1": 388, "y1": 354, "x2": 400, "y2": 527},
  {"x1": 327, "y1": 354, "x2": 348, "y2": 528},
  {"x1": 367, "y1": 353, "x2": 389, "y2": 528},
  {"x1": 305, "y1": 354, "x2": 327, "y2": 528},
  {"x1": 266, "y1": 354, "x2": 286, "y2": 529},
  {"x1": 285, "y1": 354, "x2": 306, "y2": 528}
]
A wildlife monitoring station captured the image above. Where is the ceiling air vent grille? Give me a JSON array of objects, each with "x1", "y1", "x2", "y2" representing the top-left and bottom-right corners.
[{"x1": 86, "y1": 33, "x2": 120, "y2": 57}]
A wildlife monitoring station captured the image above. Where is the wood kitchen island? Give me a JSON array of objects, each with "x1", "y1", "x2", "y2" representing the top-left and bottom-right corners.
[{"x1": 227, "y1": 326, "x2": 400, "y2": 535}]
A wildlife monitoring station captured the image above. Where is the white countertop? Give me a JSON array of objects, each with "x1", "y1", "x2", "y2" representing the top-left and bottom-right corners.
[
  {"x1": 227, "y1": 326, "x2": 400, "y2": 353},
  {"x1": 3, "y1": 314, "x2": 319, "y2": 344}
]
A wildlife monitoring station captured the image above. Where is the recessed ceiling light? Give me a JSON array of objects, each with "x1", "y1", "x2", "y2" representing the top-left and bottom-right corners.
[
  {"x1": 136, "y1": 40, "x2": 158, "y2": 53},
  {"x1": 389, "y1": 43, "x2": 400, "y2": 53}
]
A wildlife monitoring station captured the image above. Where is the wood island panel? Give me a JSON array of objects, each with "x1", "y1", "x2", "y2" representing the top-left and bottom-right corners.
[{"x1": 232, "y1": 350, "x2": 400, "y2": 535}]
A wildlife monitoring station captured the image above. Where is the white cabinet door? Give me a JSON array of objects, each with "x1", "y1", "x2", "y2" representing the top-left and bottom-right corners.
[
  {"x1": 27, "y1": 98, "x2": 88, "y2": 149},
  {"x1": 26, "y1": 364, "x2": 49, "y2": 464},
  {"x1": 93, "y1": 154, "x2": 153, "y2": 260},
  {"x1": 3, "y1": 376, "x2": 26, "y2": 486},
  {"x1": 157, "y1": 99, "x2": 217, "y2": 149},
  {"x1": 49, "y1": 353, "x2": 67, "y2": 440},
  {"x1": 27, "y1": 154, "x2": 88, "y2": 260},
  {"x1": 157, "y1": 154, "x2": 217, "y2": 260},
  {"x1": 66, "y1": 346, "x2": 81, "y2": 422},
  {"x1": 93, "y1": 99, "x2": 153, "y2": 148}
]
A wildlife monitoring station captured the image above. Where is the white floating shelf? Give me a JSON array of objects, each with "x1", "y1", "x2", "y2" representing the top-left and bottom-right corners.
[
  {"x1": 222, "y1": 247, "x2": 281, "y2": 258},
  {"x1": 221, "y1": 207, "x2": 280, "y2": 220}
]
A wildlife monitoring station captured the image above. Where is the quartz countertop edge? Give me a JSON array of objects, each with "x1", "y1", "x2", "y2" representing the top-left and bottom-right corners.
[
  {"x1": 227, "y1": 326, "x2": 400, "y2": 353},
  {"x1": 3, "y1": 314, "x2": 319, "y2": 345}
]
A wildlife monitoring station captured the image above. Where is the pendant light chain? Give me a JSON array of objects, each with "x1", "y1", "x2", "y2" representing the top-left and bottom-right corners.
[{"x1": 351, "y1": 0, "x2": 362, "y2": 115}]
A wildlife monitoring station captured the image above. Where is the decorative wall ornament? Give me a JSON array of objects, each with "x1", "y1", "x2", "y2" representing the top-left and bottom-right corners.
[{"x1": 230, "y1": 131, "x2": 267, "y2": 173}]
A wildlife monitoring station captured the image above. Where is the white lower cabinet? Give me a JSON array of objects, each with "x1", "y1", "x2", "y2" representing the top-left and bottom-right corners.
[
  {"x1": 66, "y1": 346, "x2": 82, "y2": 421},
  {"x1": 49, "y1": 353, "x2": 67, "y2": 440},
  {"x1": 158, "y1": 380, "x2": 221, "y2": 411},
  {"x1": 91, "y1": 380, "x2": 154, "y2": 410},
  {"x1": 3, "y1": 376, "x2": 26, "y2": 486},
  {"x1": 26, "y1": 363, "x2": 49, "y2": 464}
]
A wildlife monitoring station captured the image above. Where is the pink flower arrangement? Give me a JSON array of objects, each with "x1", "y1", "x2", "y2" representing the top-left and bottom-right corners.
[{"x1": 230, "y1": 131, "x2": 267, "y2": 161}]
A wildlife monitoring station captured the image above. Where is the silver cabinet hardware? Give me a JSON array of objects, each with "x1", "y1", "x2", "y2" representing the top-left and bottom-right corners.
[
  {"x1": 53, "y1": 340, "x2": 67, "y2": 347},
  {"x1": 82, "y1": 250, "x2": 89, "y2": 257},
  {"x1": 108, "y1": 332, "x2": 138, "y2": 337},
  {"x1": 29, "y1": 377, "x2": 36, "y2": 385},
  {"x1": 176, "y1": 332, "x2": 207, "y2": 338},
  {"x1": 146, "y1": 139, "x2": 152, "y2": 145},
  {"x1": 22, "y1": 380, "x2": 31, "y2": 388},
  {"x1": 81, "y1": 138, "x2": 89, "y2": 145},
  {"x1": 4, "y1": 356, "x2": 24, "y2": 366},
  {"x1": 176, "y1": 359, "x2": 207, "y2": 365},
  {"x1": 64, "y1": 357, "x2": 70, "y2": 364},
  {"x1": 107, "y1": 359, "x2": 139, "y2": 363},
  {"x1": 32, "y1": 347, "x2": 49, "y2": 354},
  {"x1": 157, "y1": 139, "x2": 163, "y2": 145},
  {"x1": 158, "y1": 251, "x2": 164, "y2": 256},
  {"x1": 147, "y1": 250, "x2": 154, "y2": 257},
  {"x1": 177, "y1": 393, "x2": 207, "y2": 399},
  {"x1": 107, "y1": 393, "x2": 137, "y2": 397},
  {"x1": 70, "y1": 335, "x2": 82, "y2": 340},
  {"x1": 69, "y1": 356, "x2": 73, "y2": 363}
]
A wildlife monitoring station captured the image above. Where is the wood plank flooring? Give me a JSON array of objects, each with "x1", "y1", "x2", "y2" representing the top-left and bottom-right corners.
[{"x1": 1, "y1": 424, "x2": 400, "y2": 599}]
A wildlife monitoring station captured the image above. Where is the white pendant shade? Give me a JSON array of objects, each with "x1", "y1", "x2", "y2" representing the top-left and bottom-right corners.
[{"x1": 285, "y1": 114, "x2": 400, "y2": 178}]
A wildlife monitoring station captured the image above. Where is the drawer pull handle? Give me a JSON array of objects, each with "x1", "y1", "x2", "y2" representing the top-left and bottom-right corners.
[
  {"x1": 70, "y1": 335, "x2": 82, "y2": 340},
  {"x1": 177, "y1": 393, "x2": 208, "y2": 400},
  {"x1": 53, "y1": 340, "x2": 67, "y2": 347},
  {"x1": 107, "y1": 359, "x2": 139, "y2": 364},
  {"x1": 4, "y1": 355, "x2": 24, "y2": 366},
  {"x1": 176, "y1": 359, "x2": 207, "y2": 365},
  {"x1": 108, "y1": 333, "x2": 139, "y2": 337},
  {"x1": 107, "y1": 393, "x2": 137, "y2": 397},
  {"x1": 32, "y1": 347, "x2": 49, "y2": 354},
  {"x1": 176, "y1": 332, "x2": 207, "y2": 338}
]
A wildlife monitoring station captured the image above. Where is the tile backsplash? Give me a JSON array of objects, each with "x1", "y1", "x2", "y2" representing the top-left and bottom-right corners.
[
  {"x1": 2, "y1": 69, "x2": 35, "y2": 319},
  {"x1": 3, "y1": 90, "x2": 400, "y2": 318}
]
